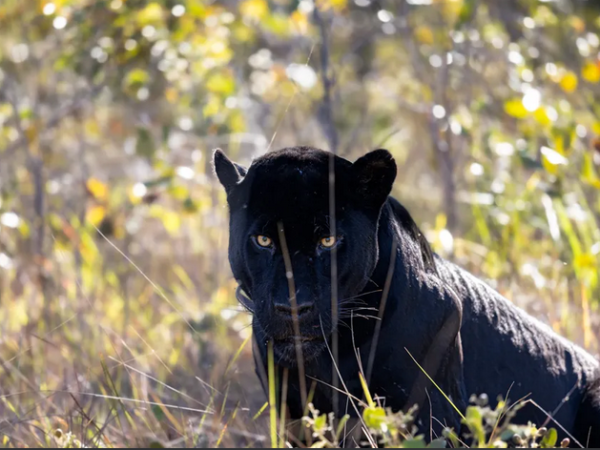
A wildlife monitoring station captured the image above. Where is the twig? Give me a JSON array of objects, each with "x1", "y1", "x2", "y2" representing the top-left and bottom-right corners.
[
  {"x1": 313, "y1": 6, "x2": 338, "y2": 154},
  {"x1": 0, "y1": 84, "x2": 103, "y2": 164}
]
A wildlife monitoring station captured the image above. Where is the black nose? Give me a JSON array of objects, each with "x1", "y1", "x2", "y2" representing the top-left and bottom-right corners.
[{"x1": 274, "y1": 303, "x2": 314, "y2": 318}]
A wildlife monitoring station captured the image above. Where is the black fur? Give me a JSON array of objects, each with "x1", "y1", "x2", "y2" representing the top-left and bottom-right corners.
[{"x1": 214, "y1": 146, "x2": 600, "y2": 445}]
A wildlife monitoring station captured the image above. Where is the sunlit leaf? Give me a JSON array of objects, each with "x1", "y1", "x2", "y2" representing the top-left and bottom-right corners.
[
  {"x1": 569, "y1": 15, "x2": 585, "y2": 33},
  {"x1": 541, "y1": 146, "x2": 568, "y2": 165},
  {"x1": 582, "y1": 61, "x2": 600, "y2": 83},
  {"x1": 314, "y1": 413, "x2": 327, "y2": 432},
  {"x1": 124, "y1": 69, "x2": 149, "y2": 89},
  {"x1": 263, "y1": 13, "x2": 292, "y2": 36},
  {"x1": 504, "y1": 99, "x2": 528, "y2": 119},
  {"x1": 86, "y1": 178, "x2": 108, "y2": 201},
  {"x1": 582, "y1": 154, "x2": 600, "y2": 189},
  {"x1": 168, "y1": 185, "x2": 189, "y2": 201},
  {"x1": 574, "y1": 253, "x2": 596, "y2": 271},
  {"x1": 414, "y1": 26, "x2": 434, "y2": 44},
  {"x1": 363, "y1": 406, "x2": 387, "y2": 430},
  {"x1": 86, "y1": 205, "x2": 106, "y2": 226},
  {"x1": 323, "y1": 0, "x2": 347, "y2": 11},
  {"x1": 463, "y1": 406, "x2": 485, "y2": 445},
  {"x1": 290, "y1": 10, "x2": 309, "y2": 34},
  {"x1": 206, "y1": 73, "x2": 235, "y2": 95},
  {"x1": 533, "y1": 108, "x2": 551, "y2": 126},
  {"x1": 203, "y1": 96, "x2": 221, "y2": 117},
  {"x1": 161, "y1": 210, "x2": 181, "y2": 234},
  {"x1": 137, "y1": 2, "x2": 163, "y2": 24},
  {"x1": 560, "y1": 71, "x2": 578, "y2": 93},
  {"x1": 240, "y1": 0, "x2": 268, "y2": 20},
  {"x1": 540, "y1": 428, "x2": 558, "y2": 448}
]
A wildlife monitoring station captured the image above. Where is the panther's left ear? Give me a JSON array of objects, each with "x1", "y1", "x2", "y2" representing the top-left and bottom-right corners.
[
  {"x1": 213, "y1": 148, "x2": 247, "y2": 194},
  {"x1": 352, "y1": 149, "x2": 397, "y2": 208}
]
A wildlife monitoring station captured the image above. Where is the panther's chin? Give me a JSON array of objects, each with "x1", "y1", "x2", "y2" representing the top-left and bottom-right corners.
[{"x1": 273, "y1": 336, "x2": 327, "y2": 366}]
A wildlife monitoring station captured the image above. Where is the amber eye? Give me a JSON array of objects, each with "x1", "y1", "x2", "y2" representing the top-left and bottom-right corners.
[
  {"x1": 256, "y1": 235, "x2": 273, "y2": 248},
  {"x1": 320, "y1": 236, "x2": 337, "y2": 248}
]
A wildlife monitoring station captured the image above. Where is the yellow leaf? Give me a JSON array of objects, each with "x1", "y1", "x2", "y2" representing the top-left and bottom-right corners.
[
  {"x1": 24, "y1": 124, "x2": 38, "y2": 144},
  {"x1": 203, "y1": 96, "x2": 221, "y2": 117},
  {"x1": 86, "y1": 178, "x2": 108, "y2": 201},
  {"x1": 137, "y1": 2, "x2": 163, "y2": 24},
  {"x1": 161, "y1": 210, "x2": 181, "y2": 234},
  {"x1": 414, "y1": 26, "x2": 434, "y2": 45},
  {"x1": 560, "y1": 71, "x2": 578, "y2": 93},
  {"x1": 533, "y1": 107, "x2": 551, "y2": 126},
  {"x1": 240, "y1": 0, "x2": 268, "y2": 20},
  {"x1": 315, "y1": 0, "x2": 347, "y2": 10},
  {"x1": 168, "y1": 185, "x2": 189, "y2": 200},
  {"x1": 504, "y1": 99, "x2": 528, "y2": 119},
  {"x1": 329, "y1": 0, "x2": 347, "y2": 11},
  {"x1": 206, "y1": 73, "x2": 235, "y2": 95},
  {"x1": 124, "y1": 68, "x2": 149, "y2": 89},
  {"x1": 582, "y1": 61, "x2": 600, "y2": 83},
  {"x1": 86, "y1": 205, "x2": 106, "y2": 226},
  {"x1": 79, "y1": 232, "x2": 99, "y2": 265},
  {"x1": 582, "y1": 153, "x2": 600, "y2": 189},
  {"x1": 290, "y1": 10, "x2": 309, "y2": 34},
  {"x1": 569, "y1": 16, "x2": 586, "y2": 33},
  {"x1": 165, "y1": 87, "x2": 178, "y2": 103},
  {"x1": 554, "y1": 135, "x2": 565, "y2": 155},
  {"x1": 574, "y1": 253, "x2": 597, "y2": 271}
]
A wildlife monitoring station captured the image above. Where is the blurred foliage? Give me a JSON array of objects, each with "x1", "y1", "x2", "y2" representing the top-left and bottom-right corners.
[
  {"x1": 304, "y1": 393, "x2": 572, "y2": 448},
  {"x1": 0, "y1": 0, "x2": 600, "y2": 447}
]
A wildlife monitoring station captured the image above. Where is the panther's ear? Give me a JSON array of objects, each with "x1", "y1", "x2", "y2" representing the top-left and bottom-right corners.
[
  {"x1": 213, "y1": 148, "x2": 246, "y2": 193},
  {"x1": 352, "y1": 149, "x2": 397, "y2": 208}
]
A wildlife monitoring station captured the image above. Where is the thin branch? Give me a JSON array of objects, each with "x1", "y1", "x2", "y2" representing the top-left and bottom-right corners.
[
  {"x1": 0, "y1": 84, "x2": 103, "y2": 163},
  {"x1": 313, "y1": 6, "x2": 338, "y2": 154}
]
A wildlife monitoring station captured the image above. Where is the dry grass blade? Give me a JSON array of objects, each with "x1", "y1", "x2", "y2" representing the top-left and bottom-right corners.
[
  {"x1": 93, "y1": 225, "x2": 199, "y2": 336},
  {"x1": 276, "y1": 222, "x2": 309, "y2": 417},
  {"x1": 366, "y1": 238, "x2": 398, "y2": 385}
]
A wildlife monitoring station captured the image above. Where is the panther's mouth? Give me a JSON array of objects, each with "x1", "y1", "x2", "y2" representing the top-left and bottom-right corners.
[
  {"x1": 272, "y1": 335, "x2": 327, "y2": 365},
  {"x1": 275, "y1": 335, "x2": 325, "y2": 345}
]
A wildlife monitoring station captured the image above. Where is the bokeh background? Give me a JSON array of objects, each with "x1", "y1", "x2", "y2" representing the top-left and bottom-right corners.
[{"x1": 0, "y1": 0, "x2": 599, "y2": 447}]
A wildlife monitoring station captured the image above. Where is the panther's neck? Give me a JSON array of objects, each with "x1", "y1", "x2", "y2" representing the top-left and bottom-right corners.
[
  {"x1": 369, "y1": 199, "x2": 428, "y2": 303},
  {"x1": 337, "y1": 201, "x2": 426, "y2": 352}
]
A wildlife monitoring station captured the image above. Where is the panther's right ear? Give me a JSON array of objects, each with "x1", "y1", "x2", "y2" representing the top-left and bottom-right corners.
[
  {"x1": 352, "y1": 149, "x2": 397, "y2": 209},
  {"x1": 213, "y1": 149, "x2": 246, "y2": 193}
]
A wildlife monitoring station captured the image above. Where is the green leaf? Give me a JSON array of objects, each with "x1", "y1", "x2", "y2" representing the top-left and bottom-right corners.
[
  {"x1": 540, "y1": 428, "x2": 558, "y2": 448},
  {"x1": 152, "y1": 404, "x2": 165, "y2": 421},
  {"x1": 124, "y1": 69, "x2": 150, "y2": 89},
  {"x1": 363, "y1": 406, "x2": 387, "y2": 429},
  {"x1": 402, "y1": 438, "x2": 427, "y2": 448},
  {"x1": 335, "y1": 414, "x2": 350, "y2": 440},
  {"x1": 136, "y1": 127, "x2": 156, "y2": 160},
  {"x1": 463, "y1": 406, "x2": 486, "y2": 445},
  {"x1": 148, "y1": 441, "x2": 165, "y2": 448},
  {"x1": 428, "y1": 438, "x2": 447, "y2": 448},
  {"x1": 144, "y1": 174, "x2": 174, "y2": 189},
  {"x1": 314, "y1": 413, "x2": 327, "y2": 432}
]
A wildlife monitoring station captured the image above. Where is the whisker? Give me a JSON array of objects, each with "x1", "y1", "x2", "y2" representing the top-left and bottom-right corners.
[{"x1": 339, "y1": 288, "x2": 383, "y2": 302}]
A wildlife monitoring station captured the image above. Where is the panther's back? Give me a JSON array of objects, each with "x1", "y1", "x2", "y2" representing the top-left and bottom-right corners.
[{"x1": 436, "y1": 256, "x2": 599, "y2": 430}]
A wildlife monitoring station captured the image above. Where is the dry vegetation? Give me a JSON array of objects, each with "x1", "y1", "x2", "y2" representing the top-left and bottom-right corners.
[{"x1": 1, "y1": 0, "x2": 599, "y2": 447}]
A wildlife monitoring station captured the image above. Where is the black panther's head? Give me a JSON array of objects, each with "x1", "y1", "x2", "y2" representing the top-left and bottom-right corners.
[{"x1": 213, "y1": 146, "x2": 396, "y2": 366}]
